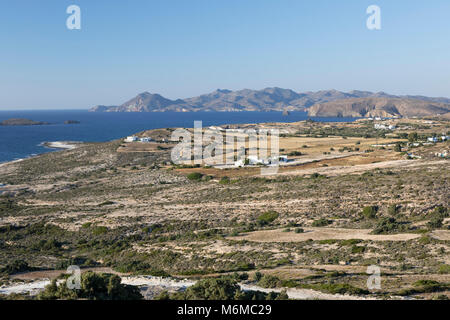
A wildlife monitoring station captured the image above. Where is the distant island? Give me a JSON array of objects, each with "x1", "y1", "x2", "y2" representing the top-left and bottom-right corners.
[
  {"x1": 0, "y1": 118, "x2": 49, "y2": 126},
  {"x1": 89, "y1": 88, "x2": 450, "y2": 118},
  {"x1": 64, "y1": 120, "x2": 80, "y2": 124}
]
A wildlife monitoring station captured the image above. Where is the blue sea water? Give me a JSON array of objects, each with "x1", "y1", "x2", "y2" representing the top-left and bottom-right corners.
[{"x1": 0, "y1": 110, "x2": 358, "y2": 163}]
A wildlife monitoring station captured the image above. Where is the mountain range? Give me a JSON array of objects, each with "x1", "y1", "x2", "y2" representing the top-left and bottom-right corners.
[{"x1": 89, "y1": 88, "x2": 450, "y2": 118}]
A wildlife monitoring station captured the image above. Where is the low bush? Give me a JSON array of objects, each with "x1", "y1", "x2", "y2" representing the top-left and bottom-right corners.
[
  {"x1": 438, "y1": 264, "x2": 450, "y2": 274},
  {"x1": 257, "y1": 211, "x2": 279, "y2": 226},
  {"x1": 312, "y1": 218, "x2": 332, "y2": 227},
  {"x1": 219, "y1": 176, "x2": 231, "y2": 185},
  {"x1": 38, "y1": 272, "x2": 143, "y2": 300},
  {"x1": 372, "y1": 217, "x2": 402, "y2": 234},
  {"x1": 156, "y1": 277, "x2": 286, "y2": 300},
  {"x1": 0, "y1": 260, "x2": 34, "y2": 275},
  {"x1": 361, "y1": 206, "x2": 378, "y2": 219},
  {"x1": 257, "y1": 275, "x2": 282, "y2": 288},
  {"x1": 187, "y1": 172, "x2": 203, "y2": 181}
]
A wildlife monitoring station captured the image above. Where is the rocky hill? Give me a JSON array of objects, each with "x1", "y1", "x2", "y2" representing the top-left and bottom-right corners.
[
  {"x1": 307, "y1": 97, "x2": 450, "y2": 118},
  {"x1": 89, "y1": 88, "x2": 450, "y2": 117}
]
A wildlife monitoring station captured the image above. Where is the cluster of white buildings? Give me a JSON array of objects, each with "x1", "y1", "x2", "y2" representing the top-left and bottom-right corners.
[
  {"x1": 435, "y1": 150, "x2": 449, "y2": 158},
  {"x1": 427, "y1": 136, "x2": 449, "y2": 143},
  {"x1": 125, "y1": 136, "x2": 152, "y2": 143},
  {"x1": 234, "y1": 155, "x2": 289, "y2": 167},
  {"x1": 374, "y1": 123, "x2": 396, "y2": 130}
]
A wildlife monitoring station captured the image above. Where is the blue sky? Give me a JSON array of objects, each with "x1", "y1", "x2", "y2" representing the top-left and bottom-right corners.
[{"x1": 1, "y1": 0, "x2": 450, "y2": 109}]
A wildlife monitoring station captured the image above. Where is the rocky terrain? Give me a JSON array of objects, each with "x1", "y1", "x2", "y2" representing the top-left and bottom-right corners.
[
  {"x1": 308, "y1": 97, "x2": 450, "y2": 118},
  {"x1": 0, "y1": 118, "x2": 449, "y2": 300},
  {"x1": 89, "y1": 88, "x2": 450, "y2": 118}
]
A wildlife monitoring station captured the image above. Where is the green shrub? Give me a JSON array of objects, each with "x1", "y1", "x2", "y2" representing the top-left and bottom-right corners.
[
  {"x1": 0, "y1": 260, "x2": 33, "y2": 275},
  {"x1": 397, "y1": 280, "x2": 449, "y2": 296},
  {"x1": 92, "y1": 226, "x2": 108, "y2": 235},
  {"x1": 257, "y1": 275, "x2": 282, "y2": 288},
  {"x1": 362, "y1": 206, "x2": 378, "y2": 219},
  {"x1": 38, "y1": 272, "x2": 143, "y2": 300},
  {"x1": 187, "y1": 172, "x2": 203, "y2": 181},
  {"x1": 312, "y1": 218, "x2": 332, "y2": 227},
  {"x1": 219, "y1": 176, "x2": 231, "y2": 185},
  {"x1": 438, "y1": 264, "x2": 450, "y2": 274},
  {"x1": 257, "y1": 211, "x2": 279, "y2": 226},
  {"x1": 302, "y1": 283, "x2": 369, "y2": 295},
  {"x1": 351, "y1": 245, "x2": 366, "y2": 254},
  {"x1": 372, "y1": 217, "x2": 401, "y2": 234},
  {"x1": 427, "y1": 217, "x2": 444, "y2": 229},
  {"x1": 388, "y1": 204, "x2": 400, "y2": 215},
  {"x1": 341, "y1": 239, "x2": 362, "y2": 246},
  {"x1": 155, "y1": 277, "x2": 284, "y2": 300}
]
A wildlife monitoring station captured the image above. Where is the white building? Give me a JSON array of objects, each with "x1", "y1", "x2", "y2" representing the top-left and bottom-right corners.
[
  {"x1": 125, "y1": 136, "x2": 138, "y2": 142},
  {"x1": 140, "y1": 137, "x2": 152, "y2": 142},
  {"x1": 234, "y1": 159, "x2": 245, "y2": 167},
  {"x1": 248, "y1": 155, "x2": 264, "y2": 165},
  {"x1": 374, "y1": 123, "x2": 396, "y2": 130}
]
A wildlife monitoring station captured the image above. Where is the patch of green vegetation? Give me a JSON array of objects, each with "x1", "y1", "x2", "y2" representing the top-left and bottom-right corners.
[
  {"x1": 257, "y1": 211, "x2": 279, "y2": 226},
  {"x1": 351, "y1": 245, "x2": 366, "y2": 254},
  {"x1": 300, "y1": 282, "x2": 369, "y2": 295},
  {"x1": 219, "y1": 176, "x2": 231, "y2": 185},
  {"x1": 372, "y1": 217, "x2": 403, "y2": 234},
  {"x1": 155, "y1": 277, "x2": 288, "y2": 300},
  {"x1": 92, "y1": 226, "x2": 108, "y2": 235},
  {"x1": 312, "y1": 218, "x2": 332, "y2": 227},
  {"x1": 310, "y1": 173, "x2": 326, "y2": 179},
  {"x1": 0, "y1": 198, "x2": 21, "y2": 217},
  {"x1": 38, "y1": 272, "x2": 143, "y2": 300},
  {"x1": 340, "y1": 239, "x2": 362, "y2": 246},
  {"x1": 361, "y1": 206, "x2": 378, "y2": 219},
  {"x1": 396, "y1": 280, "x2": 450, "y2": 296},
  {"x1": 187, "y1": 172, "x2": 204, "y2": 181},
  {"x1": 438, "y1": 264, "x2": 450, "y2": 274},
  {"x1": 257, "y1": 274, "x2": 282, "y2": 288},
  {"x1": 0, "y1": 260, "x2": 34, "y2": 275},
  {"x1": 427, "y1": 217, "x2": 444, "y2": 229}
]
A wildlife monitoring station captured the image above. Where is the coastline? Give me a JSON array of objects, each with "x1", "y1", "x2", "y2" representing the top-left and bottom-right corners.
[
  {"x1": 0, "y1": 141, "x2": 82, "y2": 167},
  {"x1": 41, "y1": 141, "x2": 82, "y2": 150}
]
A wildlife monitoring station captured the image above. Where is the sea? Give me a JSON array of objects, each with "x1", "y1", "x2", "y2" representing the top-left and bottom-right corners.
[{"x1": 0, "y1": 110, "x2": 358, "y2": 163}]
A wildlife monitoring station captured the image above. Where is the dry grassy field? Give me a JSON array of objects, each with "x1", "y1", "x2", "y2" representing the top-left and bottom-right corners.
[{"x1": 0, "y1": 118, "x2": 449, "y2": 300}]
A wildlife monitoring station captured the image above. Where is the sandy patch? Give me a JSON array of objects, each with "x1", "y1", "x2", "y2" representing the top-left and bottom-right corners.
[
  {"x1": 232, "y1": 227, "x2": 421, "y2": 242},
  {"x1": 278, "y1": 159, "x2": 449, "y2": 177},
  {"x1": 432, "y1": 230, "x2": 450, "y2": 241}
]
